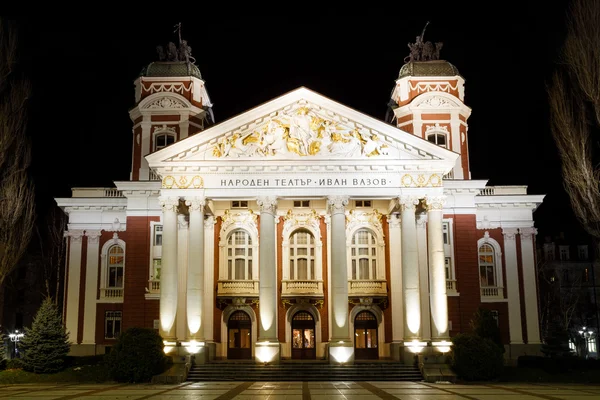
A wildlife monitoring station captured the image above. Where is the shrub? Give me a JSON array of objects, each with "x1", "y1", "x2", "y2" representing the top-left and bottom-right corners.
[
  {"x1": 5, "y1": 358, "x2": 23, "y2": 370},
  {"x1": 19, "y1": 297, "x2": 71, "y2": 373},
  {"x1": 450, "y1": 333, "x2": 504, "y2": 380},
  {"x1": 470, "y1": 308, "x2": 504, "y2": 352},
  {"x1": 104, "y1": 327, "x2": 168, "y2": 383}
]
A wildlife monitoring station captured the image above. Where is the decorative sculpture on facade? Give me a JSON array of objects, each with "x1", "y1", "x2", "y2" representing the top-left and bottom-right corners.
[
  {"x1": 405, "y1": 21, "x2": 443, "y2": 63},
  {"x1": 156, "y1": 22, "x2": 196, "y2": 63},
  {"x1": 212, "y1": 105, "x2": 389, "y2": 158}
]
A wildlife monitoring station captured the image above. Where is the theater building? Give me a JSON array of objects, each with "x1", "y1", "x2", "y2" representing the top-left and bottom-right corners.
[{"x1": 55, "y1": 49, "x2": 544, "y2": 364}]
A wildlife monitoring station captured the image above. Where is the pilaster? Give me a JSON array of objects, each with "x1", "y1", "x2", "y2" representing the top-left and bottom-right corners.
[
  {"x1": 503, "y1": 227, "x2": 523, "y2": 344},
  {"x1": 82, "y1": 230, "x2": 102, "y2": 345},
  {"x1": 65, "y1": 229, "x2": 84, "y2": 344},
  {"x1": 520, "y1": 227, "x2": 541, "y2": 344}
]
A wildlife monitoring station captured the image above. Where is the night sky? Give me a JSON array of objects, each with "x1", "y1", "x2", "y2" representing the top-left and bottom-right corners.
[{"x1": 13, "y1": 5, "x2": 578, "y2": 240}]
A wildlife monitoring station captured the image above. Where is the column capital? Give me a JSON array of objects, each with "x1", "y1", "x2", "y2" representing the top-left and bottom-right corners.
[
  {"x1": 204, "y1": 215, "x2": 216, "y2": 229},
  {"x1": 424, "y1": 195, "x2": 446, "y2": 211},
  {"x1": 66, "y1": 229, "x2": 84, "y2": 243},
  {"x1": 502, "y1": 227, "x2": 519, "y2": 241},
  {"x1": 185, "y1": 197, "x2": 205, "y2": 212},
  {"x1": 257, "y1": 196, "x2": 278, "y2": 215},
  {"x1": 159, "y1": 196, "x2": 180, "y2": 212},
  {"x1": 387, "y1": 214, "x2": 401, "y2": 228},
  {"x1": 519, "y1": 227, "x2": 538, "y2": 240},
  {"x1": 416, "y1": 213, "x2": 428, "y2": 229},
  {"x1": 178, "y1": 214, "x2": 189, "y2": 230},
  {"x1": 327, "y1": 195, "x2": 348, "y2": 214},
  {"x1": 85, "y1": 230, "x2": 102, "y2": 244},
  {"x1": 398, "y1": 195, "x2": 419, "y2": 212}
]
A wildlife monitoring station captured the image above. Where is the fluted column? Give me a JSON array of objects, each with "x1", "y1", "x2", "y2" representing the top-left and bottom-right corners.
[
  {"x1": 400, "y1": 195, "x2": 421, "y2": 340},
  {"x1": 185, "y1": 197, "x2": 205, "y2": 340},
  {"x1": 257, "y1": 196, "x2": 278, "y2": 342},
  {"x1": 176, "y1": 214, "x2": 188, "y2": 341},
  {"x1": 387, "y1": 214, "x2": 404, "y2": 343},
  {"x1": 203, "y1": 216, "x2": 216, "y2": 342},
  {"x1": 65, "y1": 229, "x2": 84, "y2": 344},
  {"x1": 426, "y1": 195, "x2": 449, "y2": 340},
  {"x1": 520, "y1": 227, "x2": 541, "y2": 344},
  {"x1": 159, "y1": 196, "x2": 179, "y2": 340},
  {"x1": 416, "y1": 213, "x2": 431, "y2": 341},
  {"x1": 82, "y1": 230, "x2": 102, "y2": 345},
  {"x1": 503, "y1": 227, "x2": 523, "y2": 344}
]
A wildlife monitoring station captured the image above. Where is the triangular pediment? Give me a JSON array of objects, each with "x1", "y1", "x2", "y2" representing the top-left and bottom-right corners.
[{"x1": 146, "y1": 87, "x2": 459, "y2": 169}]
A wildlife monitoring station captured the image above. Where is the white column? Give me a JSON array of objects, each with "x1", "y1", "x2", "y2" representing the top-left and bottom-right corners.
[
  {"x1": 387, "y1": 214, "x2": 404, "y2": 342},
  {"x1": 159, "y1": 196, "x2": 179, "y2": 340},
  {"x1": 257, "y1": 196, "x2": 278, "y2": 342},
  {"x1": 426, "y1": 195, "x2": 449, "y2": 340},
  {"x1": 82, "y1": 230, "x2": 101, "y2": 345},
  {"x1": 328, "y1": 195, "x2": 350, "y2": 341},
  {"x1": 204, "y1": 216, "x2": 216, "y2": 342},
  {"x1": 186, "y1": 197, "x2": 205, "y2": 340},
  {"x1": 400, "y1": 195, "x2": 421, "y2": 340},
  {"x1": 503, "y1": 227, "x2": 523, "y2": 344},
  {"x1": 176, "y1": 214, "x2": 188, "y2": 341},
  {"x1": 520, "y1": 227, "x2": 541, "y2": 344},
  {"x1": 416, "y1": 213, "x2": 431, "y2": 341},
  {"x1": 65, "y1": 230, "x2": 84, "y2": 344}
]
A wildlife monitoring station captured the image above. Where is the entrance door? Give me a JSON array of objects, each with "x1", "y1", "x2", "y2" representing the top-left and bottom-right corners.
[
  {"x1": 291, "y1": 311, "x2": 316, "y2": 359},
  {"x1": 354, "y1": 311, "x2": 378, "y2": 360},
  {"x1": 227, "y1": 311, "x2": 251, "y2": 359}
]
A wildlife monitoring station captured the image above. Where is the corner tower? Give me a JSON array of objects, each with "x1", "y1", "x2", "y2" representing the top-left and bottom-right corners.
[
  {"x1": 387, "y1": 35, "x2": 471, "y2": 179},
  {"x1": 129, "y1": 39, "x2": 214, "y2": 181}
]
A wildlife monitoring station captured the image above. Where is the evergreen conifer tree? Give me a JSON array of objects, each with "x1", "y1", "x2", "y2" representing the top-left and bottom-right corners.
[{"x1": 19, "y1": 297, "x2": 70, "y2": 373}]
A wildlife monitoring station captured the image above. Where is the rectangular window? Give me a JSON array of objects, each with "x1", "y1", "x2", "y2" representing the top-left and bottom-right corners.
[
  {"x1": 442, "y1": 222, "x2": 450, "y2": 245},
  {"x1": 491, "y1": 310, "x2": 499, "y2": 327},
  {"x1": 445, "y1": 257, "x2": 452, "y2": 280},
  {"x1": 232, "y1": 200, "x2": 248, "y2": 208},
  {"x1": 293, "y1": 200, "x2": 310, "y2": 208},
  {"x1": 559, "y1": 246, "x2": 569, "y2": 261},
  {"x1": 154, "y1": 225, "x2": 163, "y2": 246},
  {"x1": 355, "y1": 200, "x2": 372, "y2": 208},
  {"x1": 105, "y1": 311, "x2": 122, "y2": 339},
  {"x1": 578, "y1": 246, "x2": 588, "y2": 261}
]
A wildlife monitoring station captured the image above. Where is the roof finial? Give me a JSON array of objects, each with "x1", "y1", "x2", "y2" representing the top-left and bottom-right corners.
[{"x1": 405, "y1": 21, "x2": 443, "y2": 63}]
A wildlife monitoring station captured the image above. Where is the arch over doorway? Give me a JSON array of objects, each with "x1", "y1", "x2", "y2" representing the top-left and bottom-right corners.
[
  {"x1": 354, "y1": 310, "x2": 378, "y2": 360},
  {"x1": 227, "y1": 310, "x2": 252, "y2": 359},
  {"x1": 291, "y1": 311, "x2": 316, "y2": 359}
]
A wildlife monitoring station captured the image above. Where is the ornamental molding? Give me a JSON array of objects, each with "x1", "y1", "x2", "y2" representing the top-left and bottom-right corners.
[
  {"x1": 153, "y1": 124, "x2": 177, "y2": 134},
  {"x1": 257, "y1": 196, "x2": 278, "y2": 214},
  {"x1": 211, "y1": 103, "x2": 390, "y2": 159},
  {"x1": 519, "y1": 227, "x2": 538, "y2": 240},
  {"x1": 425, "y1": 123, "x2": 450, "y2": 135},
  {"x1": 400, "y1": 173, "x2": 443, "y2": 188},
  {"x1": 387, "y1": 214, "x2": 401, "y2": 229},
  {"x1": 66, "y1": 229, "x2": 84, "y2": 243},
  {"x1": 220, "y1": 210, "x2": 258, "y2": 240},
  {"x1": 142, "y1": 82, "x2": 192, "y2": 96},
  {"x1": 327, "y1": 195, "x2": 349, "y2": 214},
  {"x1": 85, "y1": 230, "x2": 102, "y2": 244},
  {"x1": 416, "y1": 213, "x2": 428, "y2": 229},
  {"x1": 185, "y1": 197, "x2": 205, "y2": 212},
  {"x1": 143, "y1": 96, "x2": 187, "y2": 110},
  {"x1": 398, "y1": 196, "x2": 420, "y2": 212},
  {"x1": 162, "y1": 175, "x2": 204, "y2": 189},
  {"x1": 158, "y1": 196, "x2": 180, "y2": 212},
  {"x1": 282, "y1": 210, "x2": 322, "y2": 243},
  {"x1": 204, "y1": 215, "x2": 216, "y2": 229},
  {"x1": 425, "y1": 195, "x2": 446, "y2": 210},
  {"x1": 412, "y1": 92, "x2": 461, "y2": 109},
  {"x1": 409, "y1": 81, "x2": 459, "y2": 95},
  {"x1": 346, "y1": 209, "x2": 385, "y2": 243},
  {"x1": 502, "y1": 227, "x2": 519, "y2": 241}
]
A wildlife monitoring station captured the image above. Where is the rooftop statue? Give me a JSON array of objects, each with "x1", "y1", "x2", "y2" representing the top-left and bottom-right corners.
[
  {"x1": 155, "y1": 22, "x2": 196, "y2": 63},
  {"x1": 405, "y1": 21, "x2": 443, "y2": 63}
]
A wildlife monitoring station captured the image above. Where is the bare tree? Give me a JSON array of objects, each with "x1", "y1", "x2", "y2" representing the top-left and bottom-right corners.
[
  {"x1": 548, "y1": 0, "x2": 600, "y2": 240},
  {"x1": 35, "y1": 206, "x2": 67, "y2": 303},
  {"x1": 0, "y1": 18, "x2": 36, "y2": 322}
]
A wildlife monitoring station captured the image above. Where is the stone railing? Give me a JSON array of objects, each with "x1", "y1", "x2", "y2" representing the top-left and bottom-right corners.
[
  {"x1": 100, "y1": 287, "x2": 124, "y2": 300},
  {"x1": 348, "y1": 280, "x2": 388, "y2": 296},
  {"x1": 149, "y1": 170, "x2": 161, "y2": 181},
  {"x1": 147, "y1": 279, "x2": 160, "y2": 294},
  {"x1": 217, "y1": 280, "x2": 259, "y2": 296},
  {"x1": 481, "y1": 286, "x2": 504, "y2": 300},
  {"x1": 446, "y1": 279, "x2": 457, "y2": 294},
  {"x1": 72, "y1": 188, "x2": 124, "y2": 198},
  {"x1": 478, "y1": 186, "x2": 528, "y2": 196},
  {"x1": 281, "y1": 280, "x2": 324, "y2": 297}
]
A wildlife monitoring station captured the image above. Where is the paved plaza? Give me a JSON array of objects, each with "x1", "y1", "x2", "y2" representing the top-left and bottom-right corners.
[{"x1": 1, "y1": 381, "x2": 600, "y2": 399}]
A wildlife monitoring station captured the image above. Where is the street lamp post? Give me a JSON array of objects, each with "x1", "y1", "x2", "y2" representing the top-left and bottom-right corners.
[
  {"x1": 8, "y1": 330, "x2": 24, "y2": 359},
  {"x1": 577, "y1": 326, "x2": 595, "y2": 359}
]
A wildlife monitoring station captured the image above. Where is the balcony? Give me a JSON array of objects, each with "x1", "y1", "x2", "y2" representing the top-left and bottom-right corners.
[
  {"x1": 478, "y1": 186, "x2": 528, "y2": 196},
  {"x1": 446, "y1": 279, "x2": 458, "y2": 295},
  {"x1": 348, "y1": 280, "x2": 388, "y2": 297},
  {"x1": 217, "y1": 280, "x2": 259, "y2": 297},
  {"x1": 72, "y1": 187, "x2": 124, "y2": 198},
  {"x1": 147, "y1": 279, "x2": 160, "y2": 294},
  {"x1": 100, "y1": 287, "x2": 124, "y2": 301},
  {"x1": 281, "y1": 280, "x2": 324, "y2": 298},
  {"x1": 481, "y1": 286, "x2": 504, "y2": 301}
]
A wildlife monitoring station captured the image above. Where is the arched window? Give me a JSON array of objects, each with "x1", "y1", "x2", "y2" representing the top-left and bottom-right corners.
[
  {"x1": 478, "y1": 244, "x2": 496, "y2": 287},
  {"x1": 350, "y1": 229, "x2": 377, "y2": 280},
  {"x1": 227, "y1": 229, "x2": 253, "y2": 280},
  {"x1": 154, "y1": 132, "x2": 175, "y2": 151},
  {"x1": 289, "y1": 229, "x2": 315, "y2": 280},
  {"x1": 427, "y1": 132, "x2": 447, "y2": 148},
  {"x1": 107, "y1": 245, "x2": 124, "y2": 288}
]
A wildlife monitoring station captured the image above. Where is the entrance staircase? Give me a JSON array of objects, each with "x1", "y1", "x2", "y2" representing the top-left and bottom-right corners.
[{"x1": 187, "y1": 360, "x2": 422, "y2": 381}]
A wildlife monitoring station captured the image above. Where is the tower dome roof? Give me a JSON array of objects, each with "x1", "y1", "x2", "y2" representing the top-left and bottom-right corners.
[
  {"x1": 398, "y1": 60, "x2": 461, "y2": 79},
  {"x1": 139, "y1": 61, "x2": 202, "y2": 79}
]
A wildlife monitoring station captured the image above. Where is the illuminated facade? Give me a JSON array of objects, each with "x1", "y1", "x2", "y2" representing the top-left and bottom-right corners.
[{"x1": 56, "y1": 56, "x2": 544, "y2": 364}]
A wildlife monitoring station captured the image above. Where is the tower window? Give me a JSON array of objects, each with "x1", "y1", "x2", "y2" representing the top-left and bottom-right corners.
[
  {"x1": 355, "y1": 200, "x2": 372, "y2": 208},
  {"x1": 427, "y1": 133, "x2": 447, "y2": 148},
  {"x1": 154, "y1": 132, "x2": 175, "y2": 151},
  {"x1": 293, "y1": 200, "x2": 310, "y2": 208},
  {"x1": 232, "y1": 201, "x2": 248, "y2": 208}
]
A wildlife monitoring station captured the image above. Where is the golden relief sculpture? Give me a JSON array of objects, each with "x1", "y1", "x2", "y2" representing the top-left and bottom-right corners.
[
  {"x1": 212, "y1": 106, "x2": 389, "y2": 158},
  {"x1": 400, "y1": 173, "x2": 442, "y2": 188},
  {"x1": 162, "y1": 175, "x2": 204, "y2": 189}
]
